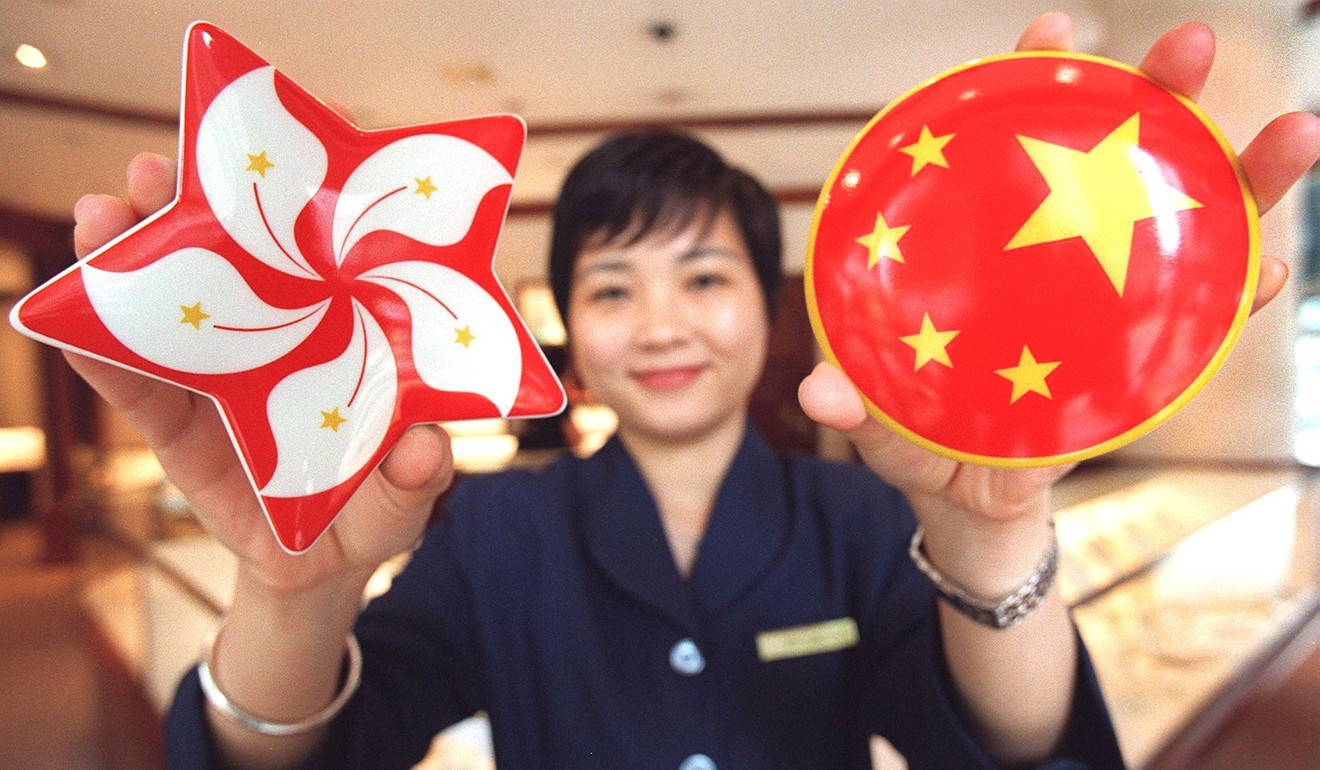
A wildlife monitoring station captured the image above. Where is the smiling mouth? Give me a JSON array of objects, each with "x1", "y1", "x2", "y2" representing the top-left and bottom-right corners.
[{"x1": 632, "y1": 366, "x2": 704, "y2": 390}]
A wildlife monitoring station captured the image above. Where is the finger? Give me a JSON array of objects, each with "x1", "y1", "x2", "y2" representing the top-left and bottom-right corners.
[
  {"x1": 72, "y1": 194, "x2": 137, "y2": 258},
  {"x1": 126, "y1": 152, "x2": 178, "y2": 219},
  {"x1": 1240, "y1": 111, "x2": 1320, "y2": 216},
  {"x1": 62, "y1": 350, "x2": 259, "y2": 529},
  {"x1": 350, "y1": 426, "x2": 454, "y2": 545},
  {"x1": 797, "y1": 361, "x2": 868, "y2": 433},
  {"x1": 325, "y1": 100, "x2": 358, "y2": 124},
  {"x1": 63, "y1": 349, "x2": 142, "y2": 404},
  {"x1": 796, "y1": 362, "x2": 897, "y2": 462},
  {"x1": 1014, "y1": 12, "x2": 1075, "y2": 52},
  {"x1": 1251, "y1": 256, "x2": 1290, "y2": 315},
  {"x1": 1138, "y1": 23, "x2": 1215, "y2": 100},
  {"x1": 798, "y1": 362, "x2": 951, "y2": 488},
  {"x1": 378, "y1": 424, "x2": 453, "y2": 493},
  {"x1": 63, "y1": 350, "x2": 210, "y2": 457}
]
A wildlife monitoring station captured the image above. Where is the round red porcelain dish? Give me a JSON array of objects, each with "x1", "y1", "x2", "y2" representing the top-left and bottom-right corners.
[{"x1": 806, "y1": 52, "x2": 1259, "y2": 467}]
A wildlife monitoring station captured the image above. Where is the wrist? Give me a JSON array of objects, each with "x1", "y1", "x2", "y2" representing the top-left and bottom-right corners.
[
  {"x1": 235, "y1": 551, "x2": 378, "y2": 602},
  {"x1": 910, "y1": 494, "x2": 1055, "y2": 598},
  {"x1": 229, "y1": 561, "x2": 374, "y2": 645},
  {"x1": 206, "y1": 565, "x2": 370, "y2": 737},
  {"x1": 910, "y1": 524, "x2": 1058, "y2": 630},
  {"x1": 200, "y1": 624, "x2": 362, "y2": 736}
]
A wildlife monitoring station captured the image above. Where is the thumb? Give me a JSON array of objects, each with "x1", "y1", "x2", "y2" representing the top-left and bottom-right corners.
[
  {"x1": 798, "y1": 361, "x2": 954, "y2": 492},
  {"x1": 379, "y1": 424, "x2": 453, "y2": 493},
  {"x1": 798, "y1": 361, "x2": 894, "y2": 453},
  {"x1": 367, "y1": 424, "x2": 455, "y2": 523}
]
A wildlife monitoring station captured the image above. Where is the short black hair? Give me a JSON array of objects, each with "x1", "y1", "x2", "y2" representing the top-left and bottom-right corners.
[{"x1": 548, "y1": 129, "x2": 782, "y2": 324}]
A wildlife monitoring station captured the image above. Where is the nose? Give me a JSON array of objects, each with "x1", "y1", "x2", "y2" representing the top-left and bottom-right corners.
[{"x1": 636, "y1": 283, "x2": 689, "y2": 349}]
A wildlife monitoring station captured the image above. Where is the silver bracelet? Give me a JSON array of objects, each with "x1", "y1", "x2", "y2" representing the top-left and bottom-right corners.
[
  {"x1": 197, "y1": 624, "x2": 362, "y2": 736},
  {"x1": 908, "y1": 524, "x2": 1058, "y2": 630}
]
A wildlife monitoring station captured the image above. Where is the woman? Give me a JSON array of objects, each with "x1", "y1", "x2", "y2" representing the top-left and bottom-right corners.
[{"x1": 67, "y1": 13, "x2": 1316, "y2": 770}]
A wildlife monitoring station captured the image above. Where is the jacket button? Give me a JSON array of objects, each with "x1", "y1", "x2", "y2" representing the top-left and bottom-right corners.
[
  {"x1": 668, "y1": 638, "x2": 705, "y2": 676},
  {"x1": 679, "y1": 754, "x2": 716, "y2": 770}
]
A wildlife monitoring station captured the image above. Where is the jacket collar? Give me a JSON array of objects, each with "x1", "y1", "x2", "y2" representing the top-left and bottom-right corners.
[{"x1": 575, "y1": 425, "x2": 790, "y2": 630}]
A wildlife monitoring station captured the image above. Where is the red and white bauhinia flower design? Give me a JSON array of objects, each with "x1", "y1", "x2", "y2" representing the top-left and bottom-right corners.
[{"x1": 11, "y1": 23, "x2": 565, "y2": 552}]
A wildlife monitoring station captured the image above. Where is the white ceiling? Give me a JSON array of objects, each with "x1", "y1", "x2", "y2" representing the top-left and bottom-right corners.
[
  {"x1": 0, "y1": 0, "x2": 1312, "y2": 269},
  {"x1": 0, "y1": 0, "x2": 1113, "y2": 221}
]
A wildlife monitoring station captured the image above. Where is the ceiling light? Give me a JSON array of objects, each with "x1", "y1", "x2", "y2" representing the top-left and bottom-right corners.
[
  {"x1": 647, "y1": 20, "x2": 678, "y2": 44},
  {"x1": 439, "y1": 63, "x2": 495, "y2": 87},
  {"x1": 655, "y1": 88, "x2": 687, "y2": 107},
  {"x1": 15, "y1": 43, "x2": 48, "y2": 69}
]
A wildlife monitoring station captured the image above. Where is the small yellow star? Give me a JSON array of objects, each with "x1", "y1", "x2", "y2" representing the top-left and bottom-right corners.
[
  {"x1": 414, "y1": 176, "x2": 439, "y2": 199},
  {"x1": 995, "y1": 346, "x2": 1062, "y2": 404},
  {"x1": 320, "y1": 407, "x2": 347, "y2": 432},
  {"x1": 898, "y1": 125, "x2": 955, "y2": 176},
  {"x1": 179, "y1": 302, "x2": 210, "y2": 329},
  {"x1": 856, "y1": 212, "x2": 911, "y2": 268},
  {"x1": 454, "y1": 325, "x2": 475, "y2": 348},
  {"x1": 245, "y1": 151, "x2": 275, "y2": 177},
  {"x1": 899, "y1": 314, "x2": 959, "y2": 371}
]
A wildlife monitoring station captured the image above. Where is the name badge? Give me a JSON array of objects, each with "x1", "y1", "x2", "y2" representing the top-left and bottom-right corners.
[{"x1": 756, "y1": 617, "x2": 859, "y2": 662}]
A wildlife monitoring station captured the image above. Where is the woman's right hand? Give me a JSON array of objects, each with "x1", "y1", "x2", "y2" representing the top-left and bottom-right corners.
[{"x1": 67, "y1": 152, "x2": 456, "y2": 594}]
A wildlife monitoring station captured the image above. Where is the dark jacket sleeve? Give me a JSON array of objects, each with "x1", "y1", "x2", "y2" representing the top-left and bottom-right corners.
[
  {"x1": 861, "y1": 598, "x2": 1126, "y2": 769},
  {"x1": 804, "y1": 457, "x2": 1127, "y2": 769},
  {"x1": 164, "y1": 487, "x2": 490, "y2": 770}
]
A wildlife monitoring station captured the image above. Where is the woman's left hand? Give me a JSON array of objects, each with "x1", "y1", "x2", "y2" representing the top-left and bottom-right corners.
[{"x1": 798, "y1": 12, "x2": 1320, "y2": 589}]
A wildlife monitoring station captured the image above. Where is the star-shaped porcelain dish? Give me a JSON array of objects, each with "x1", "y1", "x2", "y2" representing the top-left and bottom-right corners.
[
  {"x1": 10, "y1": 23, "x2": 566, "y2": 552},
  {"x1": 807, "y1": 52, "x2": 1259, "y2": 467}
]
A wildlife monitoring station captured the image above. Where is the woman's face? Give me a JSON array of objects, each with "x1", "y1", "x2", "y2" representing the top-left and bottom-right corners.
[{"x1": 567, "y1": 209, "x2": 770, "y2": 446}]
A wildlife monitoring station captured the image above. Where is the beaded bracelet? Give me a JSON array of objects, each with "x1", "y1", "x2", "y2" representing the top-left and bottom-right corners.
[
  {"x1": 908, "y1": 524, "x2": 1059, "y2": 630},
  {"x1": 197, "y1": 625, "x2": 362, "y2": 736}
]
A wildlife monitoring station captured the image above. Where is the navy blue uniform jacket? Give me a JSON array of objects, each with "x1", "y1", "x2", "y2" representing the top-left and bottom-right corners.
[{"x1": 166, "y1": 428, "x2": 1125, "y2": 769}]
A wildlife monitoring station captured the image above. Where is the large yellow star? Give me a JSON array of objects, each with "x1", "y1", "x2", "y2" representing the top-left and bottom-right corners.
[
  {"x1": 899, "y1": 313, "x2": 959, "y2": 371},
  {"x1": 320, "y1": 407, "x2": 347, "y2": 432},
  {"x1": 245, "y1": 151, "x2": 275, "y2": 177},
  {"x1": 995, "y1": 346, "x2": 1061, "y2": 404},
  {"x1": 1004, "y1": 113, "x2": 1202, "y2": 296},
  {"x1": 414, "y1": 176, "x2": 439, "y2": 199},
  {"x1": 179, "y1": 302, "x2": 210, "y2": 329},
  {"x1": 454, "y1": 325, "x2": 475, "y2": 348},
  {"x1": 856, "y1": 212, "x2": 910, "y2": 268},
  {"x1": 898, "y1": 125, "x2": 954, "y2": 176}
]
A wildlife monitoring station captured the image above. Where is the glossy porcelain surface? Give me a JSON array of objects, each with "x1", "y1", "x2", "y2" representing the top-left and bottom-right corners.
[
  {"x1": 806, "y1": 52, "x2": 1259, "y2": 467},
  {"x1": 10, "y1": 23, "x2": 566, "y2": 552}
]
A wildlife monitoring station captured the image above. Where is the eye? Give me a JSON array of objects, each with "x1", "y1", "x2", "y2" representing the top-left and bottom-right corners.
[
  {"x1": 587, "y1": 284, "x2": 629, "y2": 303},
  {"x1": 688, "y1": 272, "x2": 729, "y2": 291}
]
